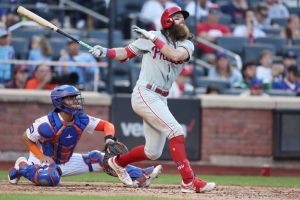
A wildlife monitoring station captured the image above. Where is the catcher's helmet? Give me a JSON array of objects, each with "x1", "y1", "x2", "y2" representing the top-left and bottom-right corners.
[
  {"x1": 161, "y1": 6, "x2": 189, "y2": 29},
  {"x1": 50, "y1": 85, "x2": 83, "y2": 115}
]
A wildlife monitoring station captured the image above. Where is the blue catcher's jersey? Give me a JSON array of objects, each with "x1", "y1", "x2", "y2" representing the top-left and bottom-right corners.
[{"x1": 26, "y1": 112, "x2": 101, "y2": 164}]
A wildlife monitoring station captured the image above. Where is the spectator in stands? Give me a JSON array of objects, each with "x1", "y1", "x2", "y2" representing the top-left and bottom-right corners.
[
  {"x1": 272, "y1": 63, "x2": 284, "y2": 82},
  {"x1": 140, "y1": 0, "x2": 178, "y2": 30},
  {"x1": 265, "y1": 0, "x2": 289, "y2": 22},
  {"x1": 28, "y1": 36, "x2": 53, "y2": 75},
  {"x1": 205, "y1": 85, "x2": 221, "y2": 95},
  {"x1": 238, "y1": 61, "x2": 257, "y2": 89},
  {"x1": 272, "y1": 65, "x2": 300, "y2": 91},
  {"x1": 254, "y1": 3, "x2": 271, "y2": 29},
  {"x1": 196, "y1": 5, "x2": 231, "y2": 61},
  {"x1": 221, "y1": 0, "x2": 248, "y2": 24},
  {"x1": 280, "y1": 14, "x2": 300, "y2": 46},
  {"x1": 169, "y1": 64, "x2": 194, "y2": 98},
  {"x1": 0, "y1": 29, "x2": 14, "y2": 83},
  {"x1": 25, "y1": 63, "x2": 57, "y2": 90},
  {"x1": 233, "y1": 9, "x2": 266, "y2": 43},
  {"x1": 240, "y1": 78, "x2": 269, "y2": 97},
  {"x1": 208, "y1": 51, "x2": 242, "y2": 88},
  {"x1": 282, "y1": 50, "x2": 298, "y2": 75},
  {"x1": 58, "y1": 40, "x2": 99, "y2": 91},
  {"x1": 185, "y1": 0, "x2": 215, "y2": 20},
  {"x1": 256, "y1": 50, "x2": 274, "y2": 85},
  {"x1": 4, "y1": 65, "x2": 29, "y2": 89}
]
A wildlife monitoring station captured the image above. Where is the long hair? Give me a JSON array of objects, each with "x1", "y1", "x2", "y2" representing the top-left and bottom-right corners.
[{"x1": 40, "y1": 37, "x2": 53, "y2": 57}]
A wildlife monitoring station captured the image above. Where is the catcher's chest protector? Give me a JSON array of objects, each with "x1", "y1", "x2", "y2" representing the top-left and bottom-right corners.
[{"x1": 41, "y1": 112, "x2": 89, "y2": 164}]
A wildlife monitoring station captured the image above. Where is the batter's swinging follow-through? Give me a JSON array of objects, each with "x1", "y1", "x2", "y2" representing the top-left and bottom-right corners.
[{"x1": 89, "y1": 6, "x2": 217, "y2": 193}]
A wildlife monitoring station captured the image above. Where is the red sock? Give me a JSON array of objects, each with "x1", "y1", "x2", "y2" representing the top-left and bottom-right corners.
[
  {"x1": 169, "y1": 135, "x2": 194, "y2": 184},
  {"x1": 116, "y1": 145, "x2": 149, "y2": 167}
]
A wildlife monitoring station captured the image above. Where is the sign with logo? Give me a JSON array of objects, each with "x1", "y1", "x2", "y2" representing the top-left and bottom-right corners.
[{"x1": 110, "y1": 95, "x2": 201, "y2": 160}]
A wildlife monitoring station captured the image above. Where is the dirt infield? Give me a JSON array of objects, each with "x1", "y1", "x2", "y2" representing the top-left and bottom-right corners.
[{"x1": 1, "y1": 181, "x2": 300, "y2": 200}]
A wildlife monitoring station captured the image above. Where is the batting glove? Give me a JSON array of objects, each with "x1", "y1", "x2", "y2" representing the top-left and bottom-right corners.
[
  {"x1": 89, "y1": 45, "x2": 107, "y2": 58},
  {"x1": 132, "y1": 25, "x2": 157, "y2": 42}
]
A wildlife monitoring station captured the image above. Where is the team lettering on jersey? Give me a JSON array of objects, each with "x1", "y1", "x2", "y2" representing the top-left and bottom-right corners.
[{"x1": 151, "y1": 46, "x2": 183, "y2": 65}]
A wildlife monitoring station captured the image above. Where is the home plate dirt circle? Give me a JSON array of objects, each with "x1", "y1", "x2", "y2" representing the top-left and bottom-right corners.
[{"x1": 1, "y1": 181, "x2": 299, "y2": 200}]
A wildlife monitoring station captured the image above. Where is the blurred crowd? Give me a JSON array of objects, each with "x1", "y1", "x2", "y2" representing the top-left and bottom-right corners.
[{"x1": 0, "y1": 0, "x2": 299, "y2": 97}]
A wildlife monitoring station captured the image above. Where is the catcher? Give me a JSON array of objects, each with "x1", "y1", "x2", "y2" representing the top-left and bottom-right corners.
[{"x1": 8, "y1": 85, "x2": 162, "y2": 187}]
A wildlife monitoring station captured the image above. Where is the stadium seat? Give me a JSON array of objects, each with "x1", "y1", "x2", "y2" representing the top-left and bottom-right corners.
[
  {"x1": 261, "y1": 27, "x2": 282, "y2": 37},
  {"x1": 292, "y1": 39, "x2": 300, "y2": 46},
  {"x1": 243, "y1": 44, "x2": 275, "y2": 63},
  {"x1": 11, "y1": 38, "x2": 29, "y2": 59},
  {"x1": 248, "y1": 0, "x2": 264, "y2": 7},
  {"x1": 115, "y1": 0, "x2": 146, "y2": 15},
  {"x1": 288, "y1": 7, "x2": 300, "y2": 15},
  {"x1": 11, "y1": 28, "x2": 49, "y2": 41},
  {"x1": 282, "y1": 46, "x2": 300, "y2": 59},
  {"x1": 254, "y1": 37, "x2": 288, "y2": 55},
  {"x1": 216, "y1": 36, "x2": 248, "y2": 54},
  {"x1": 196, "y1": 77, "x2": 230, "y2": 92},
  {"x1": 48, "y1": 38, "x2": 67, "y2": 59},
  {"x1": 219, "y1": 14, "x2": 232, "y2": 25},
  {"x1": 271, "y1": 18, "x2": 288, "y2": 27},
  {"x1": 87, "y1": 29, "x2": 123, "y2": 39}
]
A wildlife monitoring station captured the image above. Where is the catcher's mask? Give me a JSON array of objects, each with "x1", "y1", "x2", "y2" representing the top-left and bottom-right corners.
[
  {"x1": 50, "y1": 85, "x2": 84, "y2": 115},
  {"x1": 161, "y1": 6, "x2": 189, "y2": 29}
]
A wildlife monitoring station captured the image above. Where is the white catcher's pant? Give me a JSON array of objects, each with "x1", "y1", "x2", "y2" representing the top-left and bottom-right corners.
[
  {"x1": 131, "y1": 85, "x2": 184, "y2": 160},
  {"x1": 27, "y1": 152, "x2": 102, "y2": 176}
]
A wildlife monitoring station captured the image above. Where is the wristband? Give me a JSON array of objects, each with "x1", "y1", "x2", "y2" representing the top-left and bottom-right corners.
[
  {"x1": 104, "y1": 135, "x2": 117, "y2": 141},
  {"x1": 153, "y1": 38, "x2": 165, "y2": 50},
  {"x1": 106, "y1": 49, "x2": 116, "y2": 59}
]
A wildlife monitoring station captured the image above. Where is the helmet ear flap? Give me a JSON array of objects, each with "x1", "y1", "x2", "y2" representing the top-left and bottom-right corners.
[{"x1": 164, "y1": 17, "x2": 174, "y2": 29}]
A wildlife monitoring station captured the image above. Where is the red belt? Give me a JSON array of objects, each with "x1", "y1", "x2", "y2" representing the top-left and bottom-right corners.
[{"x1": 146, "y1": 83, "x2": 169, "y2": 97}]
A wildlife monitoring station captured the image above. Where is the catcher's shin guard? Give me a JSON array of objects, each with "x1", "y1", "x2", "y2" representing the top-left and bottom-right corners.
[
  {"x1": 8, "y1": 157, "x2": 28, "y2": 184},
  {"x1": 19, "y1": 163, "x2": 61, "y2": 186}
]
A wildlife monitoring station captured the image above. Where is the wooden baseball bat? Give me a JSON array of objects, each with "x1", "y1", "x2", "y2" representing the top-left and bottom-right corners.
[{"x1": 16, "y1": 6, "x2": 92, "y2": 50}]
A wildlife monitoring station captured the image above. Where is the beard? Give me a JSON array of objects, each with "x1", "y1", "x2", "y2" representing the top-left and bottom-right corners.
[{"x1": 167, "y1": 23, "x2": 190, "y2": 41}]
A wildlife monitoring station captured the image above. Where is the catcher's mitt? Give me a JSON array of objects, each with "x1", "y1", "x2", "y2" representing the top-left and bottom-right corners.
[{"x1": 102, "y1": 141, "x2": 128, "y2": 176}]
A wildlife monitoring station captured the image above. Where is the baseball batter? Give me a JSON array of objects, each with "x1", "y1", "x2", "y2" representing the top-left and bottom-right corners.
[
  {"x1": 8, "y1": 85, "x2": 161, "y2": 187},
  {"x1": 89, "y1": 6, "x2": 216, "y2": 193}
]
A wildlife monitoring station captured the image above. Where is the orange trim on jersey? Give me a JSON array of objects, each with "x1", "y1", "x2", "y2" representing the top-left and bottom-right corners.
[
  {"x1": 95, "y1": 120, "x2": 115, "y2": 137},
  {"x1": 28, "y1": 143, "x2": 43, "y2": 159}
]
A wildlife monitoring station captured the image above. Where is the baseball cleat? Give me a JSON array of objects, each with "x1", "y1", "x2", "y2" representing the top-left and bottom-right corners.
[
  {"x1": 181, "y1": 177, "x2": 216, "y2": 193},
  {"x1": 108, "y1": 156, "x2": 133, "y2": 186},
  {"x1": 134, "y1": 164, "x2": 163, "y2": 187},
  {"x1": 8, "y1": 157, "x2": 28, "y2": 184}
]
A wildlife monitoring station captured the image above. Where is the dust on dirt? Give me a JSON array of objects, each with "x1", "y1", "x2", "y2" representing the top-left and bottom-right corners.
[{"x1": 1, "y1": 181, "x2": 300, "y2": 200}]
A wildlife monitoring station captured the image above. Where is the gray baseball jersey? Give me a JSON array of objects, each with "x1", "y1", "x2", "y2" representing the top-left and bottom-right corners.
[
  {"x1": 128, "y1": 31, "x2": 194, "y2": 90},
  {"x1": 128, "y1": 31, "x2": 194, "y2": 160}
]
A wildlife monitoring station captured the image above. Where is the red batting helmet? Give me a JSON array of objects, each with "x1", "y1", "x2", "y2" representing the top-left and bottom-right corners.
[{"x1": 161, "y1": 6, "x2": 189, "y2": 29}]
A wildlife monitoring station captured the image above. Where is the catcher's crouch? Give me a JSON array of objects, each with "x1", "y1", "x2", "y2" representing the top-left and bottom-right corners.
[{"x1": 8, "y1": 85, "x2": 162, "y2": 187}]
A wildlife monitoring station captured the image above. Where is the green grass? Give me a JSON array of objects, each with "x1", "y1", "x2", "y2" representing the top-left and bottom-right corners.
[{"x1": 1, "y1": 171, "x2": 300, "y2": 187}]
